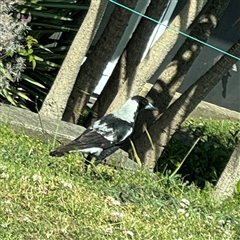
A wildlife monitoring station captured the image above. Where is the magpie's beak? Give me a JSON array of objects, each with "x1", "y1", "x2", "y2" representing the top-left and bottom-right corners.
[{"x1": 146, "y1": 102, "x2": 157, "y2": 111}]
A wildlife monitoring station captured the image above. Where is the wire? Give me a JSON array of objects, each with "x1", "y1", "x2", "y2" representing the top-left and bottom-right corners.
[{"x1": 109, "y1": 0, "x2": 240, "y2": 61}]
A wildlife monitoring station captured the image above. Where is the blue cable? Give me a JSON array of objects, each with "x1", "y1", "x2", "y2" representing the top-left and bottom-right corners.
[{"x1": 109, "y1": 0, "x2": 240, "y2": 61}]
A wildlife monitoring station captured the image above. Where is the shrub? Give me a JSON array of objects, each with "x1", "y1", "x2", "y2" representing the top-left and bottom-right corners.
[{"x1": 0, "y1": 0, "x2": 30, "y2": 90}]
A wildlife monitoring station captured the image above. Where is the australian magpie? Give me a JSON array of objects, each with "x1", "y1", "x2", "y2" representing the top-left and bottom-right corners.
[{"x1": 50, "y1": 95, "x2": 156, "y2": 161}]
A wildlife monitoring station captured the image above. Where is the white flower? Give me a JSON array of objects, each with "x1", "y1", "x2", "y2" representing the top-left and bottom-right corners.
[
  {"x1": 124, "y1": 230, "x2": 134, "y2": 237},
  {"x1": 226, "y1": 219, "x2": 231, "y2": 224},
  {"x1": 105, "y1": 227, "x2": 113, "y2": 235},
  {"x1": 4, "y1": 199, "x2": 11, "y2": 205},
  {"x1": 0, "y1": 172, "x2": 9, "y2": 179},
  {"x1": 32, "y1": 174, "x2": 42, "y2": 183},
  {"x1": 62, "y1": 181, "x2": 73, "y2": 189},
  {"x1": 110, "y1": 211, "x2": 124, "y2": 222},
  {"x1": 38, "y1": 186, "x2": 48, "y2": 195},
  {"x1": 5, "y1": 208, "x2": 12, "y2": 214},
  {"x1": 224, "y1": 230, "x2": 231, "y2": 236},
  {"x1": 21, "y1": 175, "x2": 28, "y2": 181},
  {"x1": 218, "y1": 219, "x2": 225, "y2": 225},
  {"x1": 180, "y1": 198, "x2": 190, "y2": 208},
  {"x1": 23, "y1": 216, "x2": 31, "y2": 222},
  {"x1": 1, "y1": 223, "x2": 7, "y2": 228},
  {"x1": 61, "y1": 227, "x2": 68, "y2": 234},
  {"x1": 105, "y1": 196, "x2": 121, "y2": 206},
  {"x1": 0, "y1": 164, "x2": 7, "y2": 171},
  {"x1": 177, "y1": 208, "x2": 186, "y2": 214}
]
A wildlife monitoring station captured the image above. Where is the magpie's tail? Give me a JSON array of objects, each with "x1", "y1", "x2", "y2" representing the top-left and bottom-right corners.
[
  {"x1": 49, "y1": 150, "x2": 65, "y2": 157},
  {"x1": 50, "y1": 142, "x2": 79, "y2": 157}
]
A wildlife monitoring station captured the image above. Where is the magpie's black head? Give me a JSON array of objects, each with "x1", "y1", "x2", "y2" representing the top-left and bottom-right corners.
[
  {"x1": 131, "y1": 95, "x2": 156, "y2": 112},
  {"x1": 113, "y1": 95, "x2": 156, "y2": 124}
]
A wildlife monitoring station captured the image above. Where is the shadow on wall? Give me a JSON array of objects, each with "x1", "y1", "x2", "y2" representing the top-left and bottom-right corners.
[{"x1": 177, "y1": 0, "x2": 240, "y2": 112}]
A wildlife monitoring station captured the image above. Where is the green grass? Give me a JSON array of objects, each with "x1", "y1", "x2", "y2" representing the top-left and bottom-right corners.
[
  {"x1": 0, "y1": 121, "x2": 240, "y2": 239},
  {"x1": 159, "y1": 118, "x2": 240, "y2": 188}
]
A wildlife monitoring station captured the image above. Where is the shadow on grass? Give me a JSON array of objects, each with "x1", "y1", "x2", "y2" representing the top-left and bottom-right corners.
[{"x1": 156, "y1": 119, "x2": 239, "y2": 188}]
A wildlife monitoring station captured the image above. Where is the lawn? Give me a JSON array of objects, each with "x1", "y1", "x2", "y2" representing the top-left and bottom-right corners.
[{"x1": 0, "y1": 120, "x2": 239, "y2": 239}]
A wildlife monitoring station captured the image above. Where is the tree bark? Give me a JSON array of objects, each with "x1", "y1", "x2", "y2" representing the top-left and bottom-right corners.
[
  {"x1": 132, "y1": 0, "x2": 231, "y2": 138},
  {"x1": 104, "y1": 0, "x2": 207, "y2": 115},
  {"x1": 40, "y1": 0, "x2": 108, "y2": 119},
  {"x1": 86, "y1": 0, "x2": 169, "y2": 124},
  {"x1": 62, "y1": 0, "x2": 139, "y2": 123},
  {"x1": 213, "y1": 141, "x2": 240, "y2": 201},
  {"x1": 137, "y1": 38, "x2": 240, "y2": 171}
]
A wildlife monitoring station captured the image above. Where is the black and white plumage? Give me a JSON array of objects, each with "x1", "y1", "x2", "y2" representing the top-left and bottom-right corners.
[{"x1": 50, "y1": 95, "x2": 156, "y2": 160}]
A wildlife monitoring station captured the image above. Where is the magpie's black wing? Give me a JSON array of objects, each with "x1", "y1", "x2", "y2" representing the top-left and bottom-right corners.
[
  {"x1": 92, "y1": 114, "x2": 133, "y2": 144},
  {"x1": 50, "y1": 114, "x2": 134, "y2": 157},
  {"x1": 50, "y1": 128, "x2": 114, "y2": 157}
]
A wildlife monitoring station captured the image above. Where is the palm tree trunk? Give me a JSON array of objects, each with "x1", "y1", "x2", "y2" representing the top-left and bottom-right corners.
[
  {"x1": 62, "y1": 0, "x2": 139, "y2": 123},
  {"x1": 137, "y1": 38, "x2": 240, "y2": 171},
  {"x1": 40, "y1": 0, "x2": 108, "y2": 120},
  {"x1": 104, "y1": 0, "x2": 207, "y2": 115},
  {"x1": 86, "y1": 0, "x2": 169, "y2": 125},
  {"x1": 213, "y1": 141, "x2": 240, "y2": 201},
  {"x1": 133, "y1": 0, "x2": 231, "y2": 138}
]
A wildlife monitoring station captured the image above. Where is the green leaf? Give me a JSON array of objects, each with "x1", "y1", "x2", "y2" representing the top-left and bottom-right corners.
[
  {"x1": 237, "y1": 180, "x2": 240, "y2": 194},
  {"x1": 18, "y1": 103, "x2": 28, "y2": 109},
  {"x1": 21, "y1": 74, "x2": 46, "y2": 88},
  {"x1": 26, "y1": 35, "x2": 38, "y2": 44},
  {"x1": 40, "y1": 3, "x2": 89, "y2": 10},
  {"x1": 27, "y1": 49, "x2": 34, "y2": 54},
  {"x1": 44, "y1": 61, "x2": 61, "y2": 68},
  {"x1": 29, "y1": 55, "x2": 34, "y2": 62},
  {"x1": 2, "y1": 89, "x2": 16, "y2": 106},
  {"x1": 18, "y1": 49, "x2": 29, "y2": 56},
  {"x1": 0, "y1": 67, "x2": 14, "y2": 82},
  {"x1": 16, "y1": 91, "x2": 32, "y2": 101},
  {"x1": 33, "y1": 55, "x2": 44, "y2": 61},
  {"x1": 32, "y1": 59, "x2": 37, "y2": 70},
  {"x1": 23, "y1": 10, "x2": 73, "y2": 21},
  {"x1": 36, "y1": 44, "x2": 53, "y2": 53},
  {"x1": 30, "y1": 22, "x2": 78, "y2": 31},
  {"x1": 7, "y1": 50, "x2": 14, "y2": 57}
]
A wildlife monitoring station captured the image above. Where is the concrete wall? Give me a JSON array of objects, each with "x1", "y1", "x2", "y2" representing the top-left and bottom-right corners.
[
  {"x1": 89, "y1": 0, "x2": 239, "y2": 112},
  {"x1": 176, "y1": 0, "x2": 240, "y2": 112}
]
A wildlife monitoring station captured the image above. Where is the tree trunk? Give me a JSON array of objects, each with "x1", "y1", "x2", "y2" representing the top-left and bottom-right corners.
[
  {"x1": 137, "y1": 38, "x2": 240, "y2": 171},
  {"x1": 62, "y1": 0, "x2": 139, "y2": 123},
  {"x1": 40, "y1": 0, "x2": 108, "y2": 119},
  {"x1": 132, "y1": 0, "x2": 231, "y2": 139},
  {"x1": 104, "y1": 0, "x2": 207, "y2": 115},
  {"x1": 213, "y1": 141, "x2": 240, "y2": 201},
  {"x1": 86, "y1": 0, "x2": 169, "y2": 125}
]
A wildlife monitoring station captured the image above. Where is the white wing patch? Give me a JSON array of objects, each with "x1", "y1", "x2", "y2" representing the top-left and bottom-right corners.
[
  {"x1": 81, "y1": 147, "x2": 103, "y2": 156},
  {"x1": 93, "y1": 121, "x2": 112, "y2": 132},
  {"x1": 92, "y1": 120, "x2": 115, "y2": 142},
  {"x1": 69, "y1": 147, "x2": 103, "y2": 156}
]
